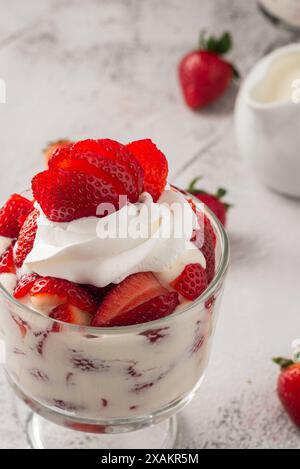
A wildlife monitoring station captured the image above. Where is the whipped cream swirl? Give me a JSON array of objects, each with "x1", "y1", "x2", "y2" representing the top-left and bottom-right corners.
[{"x1": 23, "y1": 189, "x2": 200, "y2": 288}]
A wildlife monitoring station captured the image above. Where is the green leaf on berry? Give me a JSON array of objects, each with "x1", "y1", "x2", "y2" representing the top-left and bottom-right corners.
[
  {"x1": 187, "y1": 176, "x2": 203, "y2": 194},
  {"x1": 199, "y1": 31, "x2": 232, "y2": 55},
  {"x1": 273, "y1": 357, "x2": 295, "y2": 370},
  {"x1": 216, "y1": 188, "x2": 227, "y2": 199}
]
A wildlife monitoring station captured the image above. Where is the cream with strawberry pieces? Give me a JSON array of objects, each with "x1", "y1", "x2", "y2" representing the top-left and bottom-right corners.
[
  {"x1": 0, "y1": 138, "x2": 223, "y2": 423},
  {"x1": 0, "y1": 138, "x2": 216, "y2": 326}
]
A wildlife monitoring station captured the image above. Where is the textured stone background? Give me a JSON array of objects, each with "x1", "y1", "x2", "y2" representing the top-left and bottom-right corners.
[{"x1": 0, "y1": 0, "x2": 300, "y2": 449}]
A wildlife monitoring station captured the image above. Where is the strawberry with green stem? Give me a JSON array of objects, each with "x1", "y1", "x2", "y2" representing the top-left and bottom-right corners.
[
  {"x1": 187, "y1": 176, "x2": 231, "y2": 226},
  {"x1": 178, "y1": 31, "x2": 239, "y2": 110},
  {"x1": 273, "y1": 357, "x2": 300, "y2": 429}
]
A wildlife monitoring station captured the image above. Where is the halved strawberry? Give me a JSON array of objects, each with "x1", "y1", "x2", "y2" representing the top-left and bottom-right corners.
[
  {"x1": 14, "y1": 209, "x2": 39, "y2": 268},
  {"x1": 100, "y1": 291, "x2": 179, "y2": 327},
  {"x1": 50, "y1": 303, "x2": 92, "y2": 326},
  {"x1": 50, "y1": 139, "x2": 144, "y2": 203},
  {"x1": 14, "y1": 273, "x2": 40, "y2": 299},
  {"x1": 171, "y1": 263, "x2": 208, "y2": 301},
  {"x1": 126, "y1": 139, "x2": 168, "y2": 202},
  {"x1": 32, "y1": 168, "x2": 123, "y2": 222},
  {"x1": 0, "y1": 244, "x2": 16, "y2": 274},
  {"x1": 0, "y1": 194, "x2": 33, "y2": 238},
  {"x1": 30, "y1": 277, "x2": 97, "y2": 314},
  {"x1": 92, "y1": 272, "x2": 175, "y2": 327}
]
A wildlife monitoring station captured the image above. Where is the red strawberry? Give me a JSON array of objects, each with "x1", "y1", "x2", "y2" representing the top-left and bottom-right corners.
[
  {"x1": 30, "y1": 277, "x2": 97, "y2": 314},
  {"x1": 187, "y1": 177, "x2": 231, "y2": 226},
  {"x1": 14, "y1": 209, "x2": 39, "y2": 268},
  {"x1": 171, "y1": 263, "x2": 208, "y2": 301},
  {"x1": 126, "y1": 139, "x2": 168, "y2": 202},
  {"x1": 179, "y1": 31, "x2": 238, "y2": 109},
  {"x1": 0, "y1": 245, "x2": 16, "y2": 274},
  {"x1": 274, "y1": 357, "x2": 300, "y2": 429},
  {"x1": 32, "y1": 168, "x2": 123, "y2": 222},
  {"x1": 99, "y1": 292, "x2": 179, "y2": 327},
  {"x1": 202, "y1": 217, "x2": 216, "y2": 284},
  {"x1": 92, "y1": 272, "x2": 177, "y2": 327},
  {"x1": 193, "y1": 214, "x2": 216, "y2": 285},
  {"x1": 14, "y1": 273, "x2": 40, "y2": 299},
  {"x1": 50, "y1": 139, "x2": 144, "y2": 203},
  {"x1": 44, "y1": 139, "x2": 71, "y2": 167},
  {"x1": 0, "y1": 194, "x2": 33, "y2": 238},
  {"x1": 50, "y1": 303, "x2": 92, "y2": 326}
]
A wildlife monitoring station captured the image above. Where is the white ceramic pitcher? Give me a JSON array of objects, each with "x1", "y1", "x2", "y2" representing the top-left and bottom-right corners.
[{"x1": 235, "y1": 43, "x2": 300, "y2": 198}]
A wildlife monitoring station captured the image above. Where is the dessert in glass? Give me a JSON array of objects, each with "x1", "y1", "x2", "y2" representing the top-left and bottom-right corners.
[{"x1": 0, "y1": 139, "x2": 229, "y2": 449}]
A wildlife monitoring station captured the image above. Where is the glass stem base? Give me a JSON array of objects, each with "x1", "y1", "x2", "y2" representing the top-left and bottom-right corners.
[{"x1": 26, "y1": 412, "x2": 178, "y2": 449}]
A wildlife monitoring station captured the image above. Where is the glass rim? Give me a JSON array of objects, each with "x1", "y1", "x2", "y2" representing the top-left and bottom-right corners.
[{"x1": 0, "y1": 192, "x2": 230, "y2": 335}]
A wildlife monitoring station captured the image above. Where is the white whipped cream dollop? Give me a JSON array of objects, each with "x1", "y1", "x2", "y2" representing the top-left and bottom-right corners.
[
  {"x1": 0, "y1": 235, "x2": 13, "y2": 257},
  {"x1": 0, "y1": 273, "x2": 17, "y2": 294},
  {"x1": 23, "y1": 189, "x2": 203, "y2": 288}
]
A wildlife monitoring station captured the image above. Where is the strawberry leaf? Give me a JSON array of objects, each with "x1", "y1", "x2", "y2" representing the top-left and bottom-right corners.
[
  {"x1": 187, "y1": 176, "x2": 203, "y2": 194},
  {"x1": 273, "y1": 357, "x2": 294, "y2": 370},
  {"x1": 216, "y1": 188, "x2": 227, "y2": 199},
  {"x1": 199, "y1": 31, "x2": 232, "y2": 55}
]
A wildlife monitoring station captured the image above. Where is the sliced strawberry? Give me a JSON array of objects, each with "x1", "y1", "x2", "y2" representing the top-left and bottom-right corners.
[
  {"x1": 14, "y1": 273, "x2": 40, "y2": 299},
  {"x1": 30, "y1": 277, "x2": 97, "y2": 314},
  {"x1": 50, "y1": 303, "x2": 92, "y2": 326},
  {"x1": 0, "y1": 244, "x2": 16, "y2": 274},
  {"x1": 126, "y1": 139, "x2": 168, "y2": 202},
  {"x1": 171, "y1": 263, "x2": 208, "y2": 301},
  {"x1": 202, "y1": 217, "x2": 216, "y2": 284},
  {"x1": 14, "y1": 209, "x2": 39, "y2": 268},
  {"x1": 32, "y1": 168, "x2": 124, "y2": 222},
  {"x1": 44, "y1": 139, "x2": 71, "y2": 167},
  {"x1": 92, "y1": 272, "x2": 170, "y2": 327},
  {"x1": 204, "y1": 215, "x2": 216, "y2": 247},
  {"x1": 98, "y1": 291, "x2": 179, "y2": 327},
  {"x1": 49, "y1": 139, "x2": 144, "y2": 203},
  {"x1": 0, "y1": 194, "x2": 33, "y2": 238},
  {"x1": 193, "y1": 215, "x2": 216, "y2": 285}
]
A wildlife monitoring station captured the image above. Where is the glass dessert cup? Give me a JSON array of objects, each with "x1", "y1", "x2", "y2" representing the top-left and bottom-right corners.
[{"x1": 0, "y1": 197, "x2": 229, "y2": 449}]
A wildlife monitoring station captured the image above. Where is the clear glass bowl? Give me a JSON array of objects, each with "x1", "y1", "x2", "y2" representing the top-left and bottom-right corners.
[{"x1": 0, "y1": 194, "x2": 229, "y2": 449}]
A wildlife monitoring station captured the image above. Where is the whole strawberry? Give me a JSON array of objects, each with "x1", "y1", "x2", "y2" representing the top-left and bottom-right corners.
[
  {"x1": 273, "y1": 357, "x2": 300, "y2": 429},
  {"x1": 178, "y1": 31, "x2": 238, "y2": 109},
  {"x1": 187, "y1": 177, "x2": 231, "y2": 226}
]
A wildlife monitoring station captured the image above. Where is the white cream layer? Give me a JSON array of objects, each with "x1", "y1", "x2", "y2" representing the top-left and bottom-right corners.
[{"x1": 23, "y1": 188, "x2": 202, "y2": 288}]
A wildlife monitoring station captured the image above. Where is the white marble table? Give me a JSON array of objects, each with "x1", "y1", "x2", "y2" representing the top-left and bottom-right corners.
[{"x1": 0, "y1": 0, "x2": 300, "y2": 449}]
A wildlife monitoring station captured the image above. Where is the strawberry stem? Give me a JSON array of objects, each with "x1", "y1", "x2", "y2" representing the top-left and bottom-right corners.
[
  {"x1": 199, "y1": 31, "x2": 232, "y2": 55},
  {"x1": 216, "y1": 188, "x2": 227, "y2": 199},
  {"x1": 199, "y1": 31, "x2": 240, "y2": 80},
  {"x1": 273, "y1": 357, "x2": 294, "y2": 370},
  {"x1": 187, "y1": 176, "x2": 203, "y2": 194}
]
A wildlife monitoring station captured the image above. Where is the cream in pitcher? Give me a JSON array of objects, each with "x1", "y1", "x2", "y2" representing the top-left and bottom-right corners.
[{"x1": 235, "y1": 44, "x2": 300, "y2": 198}]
